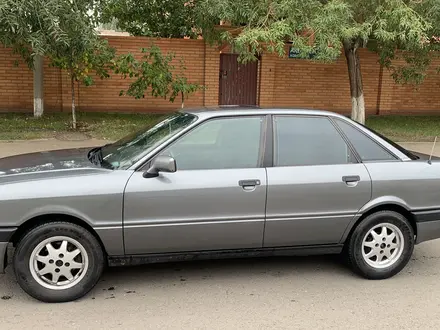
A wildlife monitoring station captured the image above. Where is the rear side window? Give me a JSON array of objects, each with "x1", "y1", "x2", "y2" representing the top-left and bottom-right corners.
[
  {"x1": 335, "y1": 119, "x2": 396, "y2": 162},
  {"x1": 273, "y1": 116, "x2": 357, "y2": 166}
]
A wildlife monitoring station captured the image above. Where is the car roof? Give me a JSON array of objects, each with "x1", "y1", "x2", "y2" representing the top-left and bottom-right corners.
[{"x1": 182, "y1": 106, "x2": 347, "y2": 120}]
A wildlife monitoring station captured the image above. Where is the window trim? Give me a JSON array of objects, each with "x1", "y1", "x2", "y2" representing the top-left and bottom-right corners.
[
  {"x1": 262, "y1": 114, "x2": 274, "y2": 167},
  {"x1": 271, "y1": 114, "x2": 361, "y2": 168},
  {"x1": 138, "y1": 114, "x2": 268, "y2": 172},
  {"x1": 331, "y1": 117, "x2": 400, "y2": 163}
]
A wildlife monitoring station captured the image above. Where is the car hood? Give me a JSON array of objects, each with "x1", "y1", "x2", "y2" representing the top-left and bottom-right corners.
[{"x1": 0, "y1": 147, "x2": 99, "y2": 176}]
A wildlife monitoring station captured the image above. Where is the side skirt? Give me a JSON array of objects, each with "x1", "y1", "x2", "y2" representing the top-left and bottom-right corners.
[{"x1": 108, "y1": 244, "x2": 344, "y2": 267}]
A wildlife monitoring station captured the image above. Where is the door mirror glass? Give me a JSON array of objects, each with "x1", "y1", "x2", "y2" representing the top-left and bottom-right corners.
[{"x1": 144, "y1": 155, "x2": 176, "y2": 178}]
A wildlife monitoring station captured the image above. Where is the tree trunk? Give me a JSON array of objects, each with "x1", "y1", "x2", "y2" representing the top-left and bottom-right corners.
[
  {"x1": 344, "y1": 40, "x2": 365, "y2": 124},
  {"x1": 33, "y1": 55, "x2": 44, "y2": 118},
  {"x1": 71, "y1": 75, "x2": 77, "y2": 129},
  {"x1": 181, "y1": 93, "x2": 184, "y2": 109}
]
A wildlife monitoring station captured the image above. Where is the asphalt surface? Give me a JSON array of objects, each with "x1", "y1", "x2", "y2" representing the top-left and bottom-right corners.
[{"x1": 1, "y1": 140, "x2": 440, "y2": 329}]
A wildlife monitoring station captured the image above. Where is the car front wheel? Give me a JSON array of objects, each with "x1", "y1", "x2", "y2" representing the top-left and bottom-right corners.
[
  {"x1": 13, "y1": 222, "x2": 104, "y2": 303},
  {"x1": 347, "y1": 210, "x2": 414, "y2": 279}
]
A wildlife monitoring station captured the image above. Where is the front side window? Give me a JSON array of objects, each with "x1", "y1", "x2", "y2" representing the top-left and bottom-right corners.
[
  {"x1": 335, "y1": 119, "x2": 397, "y2": 162},
  {"x1": 101, "y1": 112, "x2": 197, "y2": 169},
  {"x1": 159, "y1": 116, "x2": 263, "y2": 170},
  {"x1": 274, "y1": 116, "x2": 356, "y2": 167}
]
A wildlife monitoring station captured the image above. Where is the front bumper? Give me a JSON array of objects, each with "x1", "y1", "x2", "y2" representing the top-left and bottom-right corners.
[{"x1": 0, "y1": 228, "x2": 17, "y2": 273}]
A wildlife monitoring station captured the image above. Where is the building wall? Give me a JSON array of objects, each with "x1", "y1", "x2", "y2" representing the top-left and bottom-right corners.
[
  {"x1": 378, "y1": 59, "x2": 440, "y2": 114},
  {"x1": 261, "y1": 49, "x2": 381, "y2": 115},
  {"x1": 67, "y1": 37, "x2": 207, "y2": 113},
  {"x1": 1, "y1": 36, "x2": 440, "y2": 115},
  {"x1": 0, "y1": 51, "x2": 33, "y2": 112}
]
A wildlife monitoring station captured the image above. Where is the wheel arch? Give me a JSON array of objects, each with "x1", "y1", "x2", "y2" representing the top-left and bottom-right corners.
[
  {"x1": 9, "y1": 213, "x2": 108, "y2": 256},
  {"x1": 341, "y1": 203, "x2": 417, "y2": 244}
]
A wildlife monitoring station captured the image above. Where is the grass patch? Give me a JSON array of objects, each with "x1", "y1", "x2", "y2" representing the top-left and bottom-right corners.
[
  {"x1": 0, "y1": 112, "x2": 439, "y2": 142},
  {"x1": 0, "y1": 112, "x2": 164, "y2": 141},
  {"x1": 366, "y1": 115, "x2": 440, "y2": 142}
]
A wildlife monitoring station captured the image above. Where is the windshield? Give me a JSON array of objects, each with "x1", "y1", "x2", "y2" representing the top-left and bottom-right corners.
[{"x1": 101, "y1": 112, "x2": 197, "y2": 169}]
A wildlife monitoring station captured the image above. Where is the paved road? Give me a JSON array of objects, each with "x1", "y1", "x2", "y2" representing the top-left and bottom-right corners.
[{"x1": 1, "y1": 139, "x2": 440, "y2": 329}]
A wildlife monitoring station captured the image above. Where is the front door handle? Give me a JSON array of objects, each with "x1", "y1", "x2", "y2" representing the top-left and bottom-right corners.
[{"x1": 239, "y1": 179, "x2": 261, "y2": 187}]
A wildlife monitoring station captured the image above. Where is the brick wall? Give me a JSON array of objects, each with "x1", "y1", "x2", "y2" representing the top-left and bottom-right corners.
[
  {"x1": 0, "y1": 51, "x2": 33, "y2": 112},
  {"x1": 260, "y1": 48, "x2": 440, "y2": 115},
  {"x1": 378, "y1": 56, "x2": 440, "y2": 114},
  {"x1": 75, "y1": 37, "x2": 206, "y2": 113},
  {"x1": 261, "y1": 49, "x2": 380, "y2": 115},
  {"x1": 1, "y1": 36, "x2": 440, "y2": 115},
  {"x1": 0, "y1": 37, "x2": 207, "y2": 113}
]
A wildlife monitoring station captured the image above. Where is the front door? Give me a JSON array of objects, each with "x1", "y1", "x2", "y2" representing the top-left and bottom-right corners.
[
  {"x1": 219, "y1": 54, "x2": 258, "y2": 106},
  {"x1": 264, "y1": 115, "x2": 372, "y2": 247},
  {"x1": 124, "y1": 116, "x2": 267, "y2": 255}
]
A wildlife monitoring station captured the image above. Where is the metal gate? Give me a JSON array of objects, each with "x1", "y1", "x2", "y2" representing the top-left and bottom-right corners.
[{"x1": 219, "y1": 54, "x2": 258, "y2": 106}]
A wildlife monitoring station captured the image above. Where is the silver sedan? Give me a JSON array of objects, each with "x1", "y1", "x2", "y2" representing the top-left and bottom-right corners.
[{"x1": 0, "y1": 107, "x2": 439, "y2": 302}]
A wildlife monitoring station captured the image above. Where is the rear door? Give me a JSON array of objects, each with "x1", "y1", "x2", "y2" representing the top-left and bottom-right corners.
[{"x1": 264, "y1": 115, "x2": 372, "y2": 247}]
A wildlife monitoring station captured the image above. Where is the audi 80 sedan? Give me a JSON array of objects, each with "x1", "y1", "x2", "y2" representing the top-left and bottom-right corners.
[{"x1": 0, "y1": 107, "x2": 439, "y2": 302}]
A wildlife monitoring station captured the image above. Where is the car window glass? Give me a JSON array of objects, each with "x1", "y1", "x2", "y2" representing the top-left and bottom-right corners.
[
  {"x1": 335, "y1": 119, "x2": 396, "y2": 162},
  {"x1": 160, "y1": 116, "x2": 263, "y2": 170},
  {"x1": 274, "y1": 116, "x2": 356, "y2": 166}
]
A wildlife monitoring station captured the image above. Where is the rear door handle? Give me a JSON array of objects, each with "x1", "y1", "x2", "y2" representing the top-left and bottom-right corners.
[
  {"x1": 342, "y1": 175, "x2": 360, "y2": 183},
  {"x1": 342, "y1": 175, "x2": 360, "y2": 187},
  {"x1": 239, "y1": 179, "x2": 261, "y2": 187}
]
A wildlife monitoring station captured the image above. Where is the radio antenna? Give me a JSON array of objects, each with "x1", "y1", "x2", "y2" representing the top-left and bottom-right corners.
[{"x1": 428, "y1": 136, "x2": 437, "y2": 165}]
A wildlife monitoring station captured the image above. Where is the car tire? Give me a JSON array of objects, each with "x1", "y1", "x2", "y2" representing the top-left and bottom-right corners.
[
  {"x1": 347, "y1": 211, "x2": 414, "y2": 280},
  {"x1": 13, "y1": 222, "x2": 104, "y2": 303}
]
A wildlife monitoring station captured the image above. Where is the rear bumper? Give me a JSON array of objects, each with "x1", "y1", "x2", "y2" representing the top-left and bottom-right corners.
[{"x1": 0, "y1": 227, "x2": 17, "y2": 273}]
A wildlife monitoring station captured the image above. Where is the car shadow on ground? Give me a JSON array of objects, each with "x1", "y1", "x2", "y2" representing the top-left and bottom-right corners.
[
  {"x1": 98, "y1": 254, "x2": 353, "y2": 287},
  {"x1": 1, "y1": 247, "x2": 433, "y2": 302}
]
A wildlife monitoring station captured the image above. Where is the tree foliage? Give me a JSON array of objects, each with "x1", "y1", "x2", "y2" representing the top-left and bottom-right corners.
[
  {"x1": 101, "y1": 0, "x2": 440, "y2": 123},
  {"x1": 199, "y1": 0, "x2": 435, "y2": 75},
  {"x1": 45, "y1": 0, "x2": 115, "y2": 129},
  {"x1": 196, "y1": 0, "x2": 440, "y2": 123},
  {"x1": 101, "y1": 0, "x2": 200, "y2": 38},
  {"x1": 0, "y1": 0, "x2": 69, "y2": 67},
  {"x1": 0, "y1": 0, "x2": 114, "y2": 124},
  {"x1": 113, "y1": 45, "x2": 202, "y2": 108}
]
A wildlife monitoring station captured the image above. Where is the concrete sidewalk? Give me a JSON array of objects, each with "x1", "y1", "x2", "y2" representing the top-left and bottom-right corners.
[
  {"x1": 0, "y1": 139, "x2": 438, "y2": 158},
  {"x1": 0, "y1": 139, "x2": 108, "y2": 158},
  {"x1": 399, "y1": 142, "x2": 440, "y2": 157}
]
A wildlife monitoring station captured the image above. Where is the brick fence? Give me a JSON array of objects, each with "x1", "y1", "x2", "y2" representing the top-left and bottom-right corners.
[{"x1": 1, "y1": 36, "x2": 440, "y2": 115}]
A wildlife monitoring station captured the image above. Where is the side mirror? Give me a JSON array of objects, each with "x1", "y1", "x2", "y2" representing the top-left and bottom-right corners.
[{"x1": 143, "y1": 155, "x2": 176, "y2": 178}]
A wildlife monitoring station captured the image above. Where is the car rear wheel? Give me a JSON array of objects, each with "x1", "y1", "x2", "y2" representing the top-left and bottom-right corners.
[
  {"x1": 347, "y1": 210, "x2": 414, "y2": 279},
  {"x1": 13, "y1": 222, "x2": 104, "y2": 302}
]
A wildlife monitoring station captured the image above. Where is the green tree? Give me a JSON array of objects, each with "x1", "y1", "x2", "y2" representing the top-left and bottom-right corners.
[
  {"x1": 197, "y1": 0, "x2": 440, "y2": 124},
  {"x1": 101, "y1": 0, "x2": 200, "y2": 38},
  {"x1": 113, "y1": 45, "x2": 202, "y2": 108},
  {"x1": 0, "y1": 0, "x2": 71, "y2": 117},
  {"x1": 48, "y1": 1, "x2": 115, "y2": 129},
  {"x1": 0, "y1": 0, "x2": 112, "y2": 122}
]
